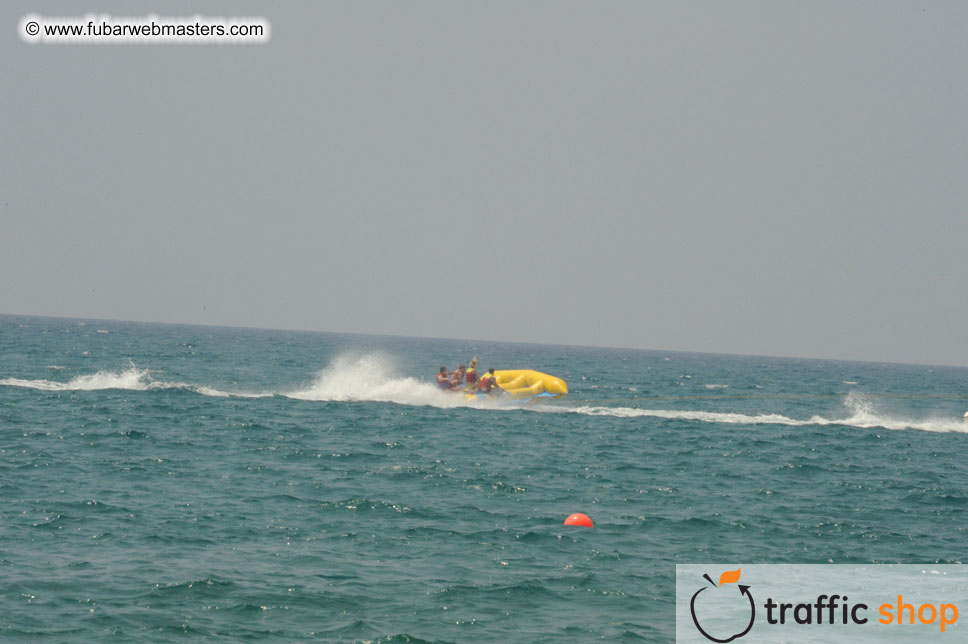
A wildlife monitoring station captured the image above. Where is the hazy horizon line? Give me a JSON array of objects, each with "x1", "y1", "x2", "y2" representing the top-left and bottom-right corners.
[{"x1": 3, "y1": 310, "x2": 966, "y2": 371}]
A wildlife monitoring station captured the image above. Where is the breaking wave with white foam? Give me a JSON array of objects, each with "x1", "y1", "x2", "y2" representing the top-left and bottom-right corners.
[
  {"x1": 0, "y1": 366, "x2": 153, "y2": 391},
  {"x1": 2, "y1": 355, "x2": 966, "y2": 432},
  {"x1": 0, "y1": 366, "x2": 270, "y2": 399},
  {"x1": 279, "y1": 357, "x2": 968, "y2": 432},
  {"x1": 556, "y1": 390, "x2": 968, "y2": 433},
  {"x1": 284, "y1": 354, "x2": 493, "y2": 409}
]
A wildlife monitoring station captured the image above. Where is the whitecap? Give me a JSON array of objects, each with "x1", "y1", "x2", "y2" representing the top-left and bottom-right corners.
[
  {"x1": 284, "y1": 353, "x2": 498, "y2": 410},
  {"x1": 547, "y1": 392, "x2": 968, "y2": 433}
]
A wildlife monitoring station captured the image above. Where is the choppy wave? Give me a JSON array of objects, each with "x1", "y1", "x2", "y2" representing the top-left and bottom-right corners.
[
  {"x1": 284, "y1": 354, "x2": 492, "y2": 409},
  {"x1": 273, "y1": 358, "x2": 968, "y2": 432},
  {"x1": 3, "y1": 356, "x2": 966, "y2": 433},
  {"x1": 556, "y1": 391, "x2": 968, "y2": 433},
  {"x1": 0, "y1": 366, "x2": 153, "y2": 391},
  {"x1": 0, "y1": 366, "x2": 270, "y2": 399}
]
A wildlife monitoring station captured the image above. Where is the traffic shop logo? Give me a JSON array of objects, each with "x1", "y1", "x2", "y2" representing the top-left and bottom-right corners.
[{"x1": 689, "y1": 569, "x2": 755, "y2": 643}]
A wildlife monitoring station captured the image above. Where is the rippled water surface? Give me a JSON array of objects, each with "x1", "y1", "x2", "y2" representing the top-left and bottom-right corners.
[{"x1": 2, "y1": 315, "x2": 967, "y2": 642}]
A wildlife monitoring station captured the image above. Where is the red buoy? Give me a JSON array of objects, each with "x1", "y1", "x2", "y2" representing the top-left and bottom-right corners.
[{"x1": 563, "y1": 512, "x2": 593, "y2": 527}]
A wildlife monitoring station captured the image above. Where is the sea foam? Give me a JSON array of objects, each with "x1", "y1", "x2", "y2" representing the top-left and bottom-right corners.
[
  {"x1": 3, "y1": 356, "x2": 965, "y2": 433},
  {"x1": 0, "y1": 366, "x2": 269, "y2": 399},
  {"x1": 0, "y1": 366, "x2": 152, "y2": 391},
  {"x1": 555, "y1": 391, "x2": 968, "y2": 433},
  {"x1": 284, "y1": 353, "x2": 491, "y2": 409}
]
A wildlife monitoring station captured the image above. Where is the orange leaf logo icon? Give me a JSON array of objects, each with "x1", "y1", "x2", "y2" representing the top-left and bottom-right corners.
[{"x1": 718, "y1": 568, "x2": 741, "y2": 586}]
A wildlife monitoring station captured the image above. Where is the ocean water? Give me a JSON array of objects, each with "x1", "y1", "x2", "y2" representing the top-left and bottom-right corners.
[{"x1": 2, "y1": 314, "x2": 967, "y2": 643}]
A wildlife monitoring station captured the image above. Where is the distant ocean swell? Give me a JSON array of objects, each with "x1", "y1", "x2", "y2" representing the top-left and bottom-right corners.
[{"x1": 2, "y1": 354, "x2": 966, "y2": 434}]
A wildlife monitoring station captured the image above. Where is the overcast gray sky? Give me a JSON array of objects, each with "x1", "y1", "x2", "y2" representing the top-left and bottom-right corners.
[{"x1": 3, "y1": 2, "x2": 967, "y2": 365}]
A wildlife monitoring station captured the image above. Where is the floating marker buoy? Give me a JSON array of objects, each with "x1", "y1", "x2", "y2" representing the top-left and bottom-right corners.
[{"x1": 563, "y1": 512, "x2": 593, "y2": 527}]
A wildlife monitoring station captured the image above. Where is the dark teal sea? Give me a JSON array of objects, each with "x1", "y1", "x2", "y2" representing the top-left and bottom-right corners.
[{"x1": 2, "y1": 315, "x2": 967, "y2": 642}]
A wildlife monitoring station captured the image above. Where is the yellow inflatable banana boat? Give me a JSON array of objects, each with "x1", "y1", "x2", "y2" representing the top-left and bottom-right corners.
[{"x1": 464, "y1": 369, "x2": 567, "y2": 402}]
